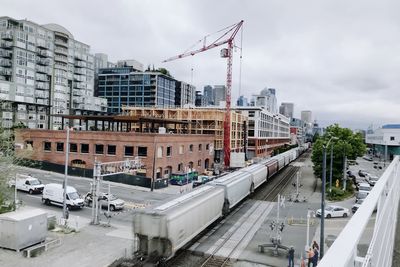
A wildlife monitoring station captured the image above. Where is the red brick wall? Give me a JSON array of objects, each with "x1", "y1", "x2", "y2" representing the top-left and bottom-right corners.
[{"x1": 15, "y1": 129, "x2": 215, "y2": 178}]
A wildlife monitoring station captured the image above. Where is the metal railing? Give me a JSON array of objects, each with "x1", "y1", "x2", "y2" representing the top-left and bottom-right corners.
[{"x1": 319, "y1": 156, "x2": 400, "y2": 267}]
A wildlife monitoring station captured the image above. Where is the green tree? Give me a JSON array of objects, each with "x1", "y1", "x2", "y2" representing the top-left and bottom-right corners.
[
  {"x1": 0, "y1": 127, "x2": 17, "y2": 213},
  {"x1": 157, "y1": 67, "x2": 173, "y2": 77},
  {"x1": 311, "y1": 124, "x2": 366, "y2": 185}
]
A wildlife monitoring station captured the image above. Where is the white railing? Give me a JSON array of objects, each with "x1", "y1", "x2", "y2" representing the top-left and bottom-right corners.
[{"x1": 319, "y1": 156, "x2": 400, "y2": 267}]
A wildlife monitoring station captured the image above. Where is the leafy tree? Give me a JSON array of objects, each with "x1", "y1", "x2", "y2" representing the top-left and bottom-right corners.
[
  {"x1": 311, "y1": 124, "x2": 366, "y2": 185},
  {"x1": 0, "y1": 127, "x2": 17, "y2": 213},
  {"x1": 157, "y1": 68, "x2": 173, "y2": 77}
]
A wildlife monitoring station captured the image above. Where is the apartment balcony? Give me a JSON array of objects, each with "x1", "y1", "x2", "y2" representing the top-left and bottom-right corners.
[
  {"x1": 54, "y1": 47, "x2": 68, "y2": 56},
  {"x1": 36, "y1": 82, "x2": 50, "y2": 90},
  {"x1": 72, "y1": 89, "x2": 83, "y2": 96},
  {"x1": 72, "y1": 97, "x2": 84, "y2": 104},
  {"x1": 74, "y1": 61, "x2": 86, "y2": 68},
  {"x1": 36, "y1": 48, "x2": 50, "y2": 58},
  {"x1": 37, "y1": 41, "x2": 51, "y2": 50},
  {"x1": 35, "y1": 91, "x2": 49, "y2": 98},
  {"x1": 36, "y1": 99, "x2": 49, "y2": 105},
  {"x1": 74, "y1": 68, "x2": 85, "y2": 75},
  {"x1": 54, "y1": 38, "x2": 68, "y2": 48},
  {"x1": 37, "y1": 65, "x2": 50, "y2": 74},
  {"x1": 1, "y1": 32, "x2": 13, "y2": 41},
  {"x1": 36, "y1": 57, "x2": 50, "y2": 66},
  {"x1": 54, "y1": 54, "x2": 68, "y2": 63},
  {"x1": 35, "y1": 73, "x2": 49, "y2": 82},
  {"x1": 0, "y1": 59, "x2": 12, "y2": 67},
  {"x1": 74, "y1": 82, "x2": 86, "y2": 89},
  {"x1": 0, "y1": 41, "x2": 13, "y2": 49},
  {"x1": 0, "y1": 49, "x2": 12, "y2": 58},
  {"x1": 74, "y1": 54, "x2": 86, "y2": 61},
  {"x1": 54, "y1": 63, "x2": 68, "y2": 71},
  {"x1": 73, "y1": 75, "x2": 85, "y2": 82},
  {"x1": 0, "y1": 67, "x2": 12, "y2": 76}
]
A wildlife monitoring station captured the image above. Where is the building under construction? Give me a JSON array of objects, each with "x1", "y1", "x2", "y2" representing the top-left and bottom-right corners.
[{"x1": 121, "y1": 106, "x2": 247, "y2": 163}]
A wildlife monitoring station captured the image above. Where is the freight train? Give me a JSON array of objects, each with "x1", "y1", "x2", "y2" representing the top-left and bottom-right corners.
[{"x1": 133, "y1": 144, "x2": 309, "y2": 262}]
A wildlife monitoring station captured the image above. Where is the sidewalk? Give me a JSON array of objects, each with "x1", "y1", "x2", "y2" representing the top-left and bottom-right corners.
[{"x1": 0, "y1": 209, "x2": 134, "y2": 267}]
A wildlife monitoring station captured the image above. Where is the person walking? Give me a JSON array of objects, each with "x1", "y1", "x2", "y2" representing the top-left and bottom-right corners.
[
  {"x1": 312, "y1": 248, "x2": 319, "y2": 267},
  {"x1": 288, "y1": 246, "x2": 295, "y2": 267},
  {"x1": 307, "y1": 247, "x2": 314, "y2": 267},
  {"x1": 312, "y1": 240, "x2": 319, "y2": 251}
]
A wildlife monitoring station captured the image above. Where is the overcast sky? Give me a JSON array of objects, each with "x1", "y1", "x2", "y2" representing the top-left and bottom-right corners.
[{"x1": 3, "y1": 0, "x2": 400, "y2": 129}]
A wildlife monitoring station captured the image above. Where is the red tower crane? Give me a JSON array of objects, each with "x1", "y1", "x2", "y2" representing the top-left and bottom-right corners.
[{"x1": 162, "y1": 20, "x2": 244, "y2": 168}]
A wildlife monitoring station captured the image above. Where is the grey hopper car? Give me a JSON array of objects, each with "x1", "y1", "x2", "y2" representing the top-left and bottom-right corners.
[
  {"x1": 211, "y1": 171, "x2": 252, "y2": 214},
  {"x1": 238, "y1": 164, "x2": 268, "y2": 190},
  {"x1": 133, "y1": 185, "x2": 224, "y2": 260}
]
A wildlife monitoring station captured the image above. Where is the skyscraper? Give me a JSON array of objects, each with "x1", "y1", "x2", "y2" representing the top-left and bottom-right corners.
[
  {"x1": 279, "y1": 102, "x2": 294, "y2": 118},
  {"x1": 213, "y1": 85, "x2": 226, "y2": 106},
  {"x1": 255, "y1": 88, "x2": 277, "y2": 113},
  {"x1": 301, "y1": 110, "x2": 312, "y2": 124},
  {"x1": 203, "y1": 85, "x2": 213, "y2": 105}
]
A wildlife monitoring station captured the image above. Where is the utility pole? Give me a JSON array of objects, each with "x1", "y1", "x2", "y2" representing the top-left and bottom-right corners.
[
  {"x1": 329, "y1": 145, "x2": 333, "y2": 194},
  {"x1": 91, "y1": 160, "x2": 101, "y2": 225},
  {"x1": 63, "y1": 127, "x2": 71, "y2": 220},
  {"x1": 320, "y1": 145, "x2": 326, "y2": 258}
]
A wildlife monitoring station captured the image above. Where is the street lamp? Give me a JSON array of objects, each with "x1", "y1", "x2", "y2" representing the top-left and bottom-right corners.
[
  {"x1": 328, "y1": 144, "x2": 333, "y2": 194},
  {"x1": 320, "y1": 136, "x2": 338, "y2": 259},
  {"x1": 62, "y1": 126, "x2": 72, "y2": 220}
]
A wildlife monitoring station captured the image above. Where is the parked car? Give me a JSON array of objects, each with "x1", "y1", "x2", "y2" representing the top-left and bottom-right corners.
[
  {"x1": 356, "y1": 191, "x2": 369, "y2": 202},
  {"x1": 352, "y1": 199, "x2": 364, "y2": 213},
  {"x1": 358, "y1": 182, "x2": 371, "y2": 194},
  {"x1": 347, "y1": 170, "x2": 356, "y2": 179},
  {"x1": 316, "y1": 205, "x2": 350, "y2": 218},
  {"x1": 358, "y1": 170, "x2": 369, "y2": 177},
  {"x1": 9, "y1": 174, "x2": 44, "y2": 194},
  {"x1": 363, "y1": 156, "x2": 373, "y2": 161},
  {"x1": 366, "y1": 174, "x2": 379, "y2": 186},
  {"x1": 42, "y1": 183, "x2": 84, "y2": 209},
  {"x1": 84, "y1": 192, "x2": 125, "y2": 211}
]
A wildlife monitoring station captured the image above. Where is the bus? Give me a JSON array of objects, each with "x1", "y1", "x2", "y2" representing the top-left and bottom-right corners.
[{"x1": 169, "y1": 171, "x2": 198, "y2": 185}]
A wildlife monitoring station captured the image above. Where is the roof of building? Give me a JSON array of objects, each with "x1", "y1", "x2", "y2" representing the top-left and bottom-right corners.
[
  {"x1": 55, "y1": 114, "x2": 189, "y2": 124},
  {"x1": 382, "y1": 124, "x2": 400, "y2": 129},
  {"x1": 42, "y1": 23, "x2": 74, "y2": 39}
]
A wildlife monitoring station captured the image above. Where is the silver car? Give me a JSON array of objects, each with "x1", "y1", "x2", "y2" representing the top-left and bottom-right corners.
[{"x1": 84, "y1": 192, "x2": 125, "y2": 211}]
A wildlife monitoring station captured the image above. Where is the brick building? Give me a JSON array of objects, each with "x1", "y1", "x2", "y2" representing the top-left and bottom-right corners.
[{"x1": 15, "y1": 129, "x2": 214, "y2": 180}]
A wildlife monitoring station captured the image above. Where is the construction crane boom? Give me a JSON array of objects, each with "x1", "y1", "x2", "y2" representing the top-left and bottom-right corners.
[{"x1": 163, "y1": 20, "x2": 244, "y2": 168}]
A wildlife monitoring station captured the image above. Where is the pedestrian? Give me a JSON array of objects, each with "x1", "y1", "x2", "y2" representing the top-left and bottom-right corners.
[
  {"x1": 307, "y1": 247, "x2": 314, "y2": 267},
  {"x1": 312, "y1": 248, "x2": 319, "y2": 267},
  {"x1": 312, "y1": 240, "x2": 319, "y2": 251},
  {"x1": 288, "y1": 246, "x2": 295, "y2": 267}
]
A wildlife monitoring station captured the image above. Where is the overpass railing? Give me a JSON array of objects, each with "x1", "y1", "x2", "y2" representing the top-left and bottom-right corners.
[{"x1": 319, "y1": 156, "x2": 400, "y2": 267}]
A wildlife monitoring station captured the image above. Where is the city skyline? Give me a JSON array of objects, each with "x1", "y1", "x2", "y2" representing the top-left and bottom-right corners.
[{"x1": 2, "y1": 0, "x2": 399, "y2": 129}]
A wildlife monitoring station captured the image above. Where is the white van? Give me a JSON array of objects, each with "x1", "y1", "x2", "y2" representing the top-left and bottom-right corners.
[
  {"x1": 13, "y1": 174, "x2": 44, "y2": 194},
  {"x1": 42, "y1": 183, "x2": 84, "y2": 209}
]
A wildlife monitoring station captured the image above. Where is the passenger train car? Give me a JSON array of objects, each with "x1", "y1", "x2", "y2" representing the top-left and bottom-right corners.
[{"x1": 133, "y1": 144, "x2": 309, "y2": 261}]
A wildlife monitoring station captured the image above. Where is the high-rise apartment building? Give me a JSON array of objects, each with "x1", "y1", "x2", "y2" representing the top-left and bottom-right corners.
[
  {"x1": 97, "y1": 66, "x2": 176, "y2": 114},
  {"x1": 0, "y1": 16, "x2": 107, "y2": 129},
  {"x1": 213, "y1": 85, "x2": 226, "y2": 106},
  {"x1": 279, "y1": 102, "x2": 294, "y2": 118},
  {"x1": 237, "y1": 95, "x2": 248, "y2": 107}
]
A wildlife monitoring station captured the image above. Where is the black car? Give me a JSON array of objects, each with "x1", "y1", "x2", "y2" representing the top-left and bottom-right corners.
[
  {"x1": 352, "y1": 199, "x2": 364, "y2": 213},
  {"x1": 347, "y1": 170, "x2": 356, "y2": 179},
  {"x1": 358, "y1": 170, "x2": 368, "y2": 177}
]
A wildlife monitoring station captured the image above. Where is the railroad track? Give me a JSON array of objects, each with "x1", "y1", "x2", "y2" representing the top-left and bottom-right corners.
[
  {"x1": 263, "y1": 166, "x2": 300, "y2": 201},
  {"x1": 199, "y1": 201, "x2": 270, "y2": 267}
]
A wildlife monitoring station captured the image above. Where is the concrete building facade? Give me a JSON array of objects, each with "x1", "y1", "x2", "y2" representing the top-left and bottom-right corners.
[
  {"x1": 0, "y1": 16, "x2": 107, "y2": 129},
  {"x1": 213, "y1": 85, "x2": 226, "y2": 107},
  {"x1": 235, "y1": 106, "x2": 290, "y2": 159},
  {"x1": 279, "y1": 102, "x2": 294, "y2": 119},
  {"x1": 175, "y1": 81, "x2": 196, "y2": 108},
  {"x1": 366, "y1": 124, "x2": 400, "y2": 160},
  {"x1": 301, "y1": 110, "x2": 312, "y2": 124}
]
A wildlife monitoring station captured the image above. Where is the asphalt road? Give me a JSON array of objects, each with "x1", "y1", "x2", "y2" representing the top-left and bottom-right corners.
[{"x1": 14, "y1": 166, "x2": 177, "y2": 226}]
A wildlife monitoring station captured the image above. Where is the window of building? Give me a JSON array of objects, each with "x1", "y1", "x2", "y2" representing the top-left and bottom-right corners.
[
  {"x1": 125, "y1": 146, "x2": 134, "y2": 157},
  {"x1": 138, "y1": 146, "x2": 147, "y2": 157},
  {"x1": 166, "y1": 146, "x2": 172, "y2": 157},
  {"x1": 95, "y1": 144, "x2": 104, "y2": 154},
  {"x1": 179, "y1": 145, "x2": 184, "y2": 154},
  {"x1": 81, "y1": 144, "x2": 89, "y2": 154},
  {"x1": 206, "y1": 144, "x2": 210, "y2": 150},
  {"x1": 43, "y1": 141, "x2": 51, "y2": 151},
  {"x1": 107, "y1": 145, "x2": 116, "y2": 155},
  {"x1": 178, "y1": 163, "x2": 183, "y2": 171},
  {"x1": 198, "y1": 144, "x2": 202, "y2": 151},
  {"x1": 25, "y1": 141, "x2": 33, "y2": 150},
  {"x1": 56, "y1": 142, "x2": 64, "y2": 152},
  {"x1": 198, "y1": 159, "x2": 201, "y2": 167},
  {"x1": 391, "y1": 136, "x2": 395, "y2": 141},
  {"x1": 189, "y1": 144, "x2": 193, "y2": 152},
  {"x1": 157, "y1": 146, "x2": 163, "y2": 158},
  {"x1": 70, "y1": 143, "x2": 78, "y2": 153}
]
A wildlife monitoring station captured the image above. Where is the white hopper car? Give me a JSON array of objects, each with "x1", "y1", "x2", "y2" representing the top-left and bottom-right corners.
[{"x1": 133, "y1": 144, "x2": 309, "y2": 261}]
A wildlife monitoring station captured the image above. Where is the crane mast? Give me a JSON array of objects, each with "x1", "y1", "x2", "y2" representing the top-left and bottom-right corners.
[{"x1": 163, "y1": 20, "x2": 244, "y2": 168}]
